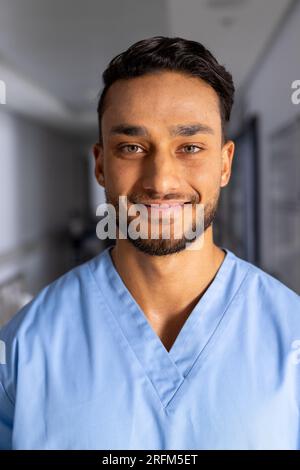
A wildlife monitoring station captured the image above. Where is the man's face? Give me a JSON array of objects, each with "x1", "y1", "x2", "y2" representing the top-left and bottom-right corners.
[{"x1": 94, "y1": 71, "x2": 234, "y2": 256}]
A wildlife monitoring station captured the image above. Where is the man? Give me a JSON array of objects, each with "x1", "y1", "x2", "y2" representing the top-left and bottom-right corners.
[{"x1": 0, "y1": 36, "x2": 299, "y2": 450}]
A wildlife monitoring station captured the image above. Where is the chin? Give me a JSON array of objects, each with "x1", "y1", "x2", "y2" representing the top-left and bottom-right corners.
[{"x1": 127, "y1": 236, "x2": 197, "y2": 256}]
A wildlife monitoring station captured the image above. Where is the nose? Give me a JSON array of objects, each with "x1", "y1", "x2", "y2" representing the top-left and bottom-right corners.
[{"x1": 141, "y1": 147, "x2": 181, "y2": 195}]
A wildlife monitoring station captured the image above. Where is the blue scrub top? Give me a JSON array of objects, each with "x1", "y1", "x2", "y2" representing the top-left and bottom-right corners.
[{"x1": 0, "y1": 246, "x2": 299, "y2": 450}]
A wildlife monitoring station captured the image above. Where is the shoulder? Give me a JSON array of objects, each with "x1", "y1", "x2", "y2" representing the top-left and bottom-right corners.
[
  {"x1": 227, "y1": 249, "x2": 300, "y2": 329},
  {"x1": 0, "y1": 254, "x2": 102, "y2": 377},
  {"x1": 240, "y1": 255, "x2": 299, "y2": 303},
  {"x1": 225, "y1": 248, "x2": 299, "y2": 299},
  {"x1": 1, "y1": 258, "x2": 89, "y2": 337}
]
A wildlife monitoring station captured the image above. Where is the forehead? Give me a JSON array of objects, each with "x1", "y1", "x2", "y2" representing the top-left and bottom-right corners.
[{"x1": 101, "y1": 71, "x2": 221, "y2": 133}]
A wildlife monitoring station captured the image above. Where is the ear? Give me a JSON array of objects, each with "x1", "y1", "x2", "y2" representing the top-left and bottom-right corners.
[
  {"x1": 93, "y1": 142, "x2": 105, "y2": 188},
  {"x1": 220, "y1": 140, "x2": 235, "y2": 188}
]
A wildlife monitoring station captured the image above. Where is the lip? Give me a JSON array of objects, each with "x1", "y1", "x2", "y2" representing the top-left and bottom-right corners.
[
  {"x1": 142, "y1": 202, "x2": 190, "y2": 207},
  {"x1": 139, "y1": 202, "x2": 192, "y2": 217}
]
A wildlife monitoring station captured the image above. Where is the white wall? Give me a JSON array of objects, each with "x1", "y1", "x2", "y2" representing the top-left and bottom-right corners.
[{"x1": 0, "y1": 108, "x2": 85, "y2": 298}]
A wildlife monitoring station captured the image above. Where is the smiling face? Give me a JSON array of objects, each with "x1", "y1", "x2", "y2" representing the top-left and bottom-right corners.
[{"x1": 93, "y1": 71, "x2": 235, "y2": 256}]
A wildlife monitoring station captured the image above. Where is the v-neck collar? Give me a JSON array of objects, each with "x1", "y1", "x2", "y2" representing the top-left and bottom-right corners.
[{"x1": 88, "y1": 245, "x2": 250, "y2": 409}]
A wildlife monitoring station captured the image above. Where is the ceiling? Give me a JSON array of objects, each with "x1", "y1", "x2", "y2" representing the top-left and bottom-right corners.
[{"x1": 0, "y1": 0, "x2": 294, "y2": 135}]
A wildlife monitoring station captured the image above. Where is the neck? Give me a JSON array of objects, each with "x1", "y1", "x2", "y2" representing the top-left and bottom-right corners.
[{"x1": 109, "y1": 226, "x2": 226, "y2": 351}]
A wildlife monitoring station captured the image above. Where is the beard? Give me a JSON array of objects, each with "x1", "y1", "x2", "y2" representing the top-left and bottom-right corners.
[{"x1": 104, "y1": 188, "x2": 220, "y2": 257}]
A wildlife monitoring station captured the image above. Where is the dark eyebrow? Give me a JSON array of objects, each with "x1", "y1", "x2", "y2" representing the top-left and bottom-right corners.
[
  {"x1": 168, "y1": 123, "x2": 215, "y2": 136},
  {"x1": 109, "y1": 122, "x2": 214, "y2": 137},
  {"x1": 109, "y1": 124, "x2": 148, "y2": 137}
]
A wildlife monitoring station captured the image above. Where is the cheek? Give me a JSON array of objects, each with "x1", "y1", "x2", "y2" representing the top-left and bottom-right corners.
[
  {"x1": 187, "y1": 158, "x2": 222, "y2": 191},
  {"x1": 104, "y1": 159, "x2": 138, "y2": 196}
]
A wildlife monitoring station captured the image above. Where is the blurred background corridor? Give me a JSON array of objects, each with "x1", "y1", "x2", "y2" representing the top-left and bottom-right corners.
[{"x1": 0, "y1": 0, "x2": 299, "y2": 325}]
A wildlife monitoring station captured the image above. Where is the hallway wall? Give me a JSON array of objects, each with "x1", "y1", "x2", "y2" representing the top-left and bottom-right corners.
[
  {"x1": 227, "y1": 0, "x2": 300, "y2": 292},
  {"x1": 0, "y1": 108, "x2": 85, "y2": 298}
]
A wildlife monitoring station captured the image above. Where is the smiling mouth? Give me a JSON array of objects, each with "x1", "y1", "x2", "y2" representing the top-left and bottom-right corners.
[{"x1": 142, "y1": 203, "x2": 192, "y2": 217}]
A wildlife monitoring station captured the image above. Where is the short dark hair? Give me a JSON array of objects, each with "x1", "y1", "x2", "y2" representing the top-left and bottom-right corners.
[{"x1": 97, "y1": 36, "x2": 235, "y2": 144}]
